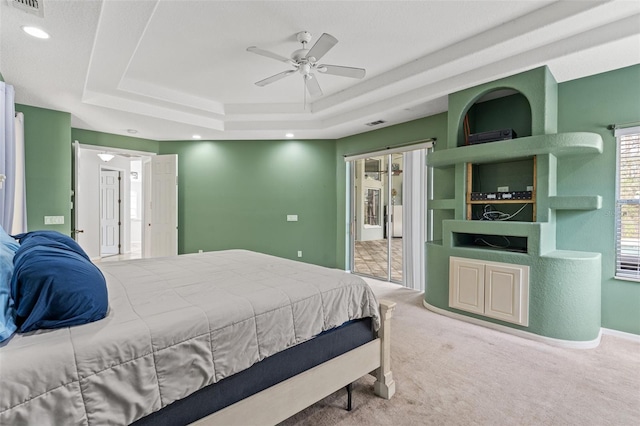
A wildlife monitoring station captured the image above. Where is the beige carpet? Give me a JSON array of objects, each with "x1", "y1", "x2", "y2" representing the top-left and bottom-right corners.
[{"x1": 280, "y1": 279, "x2": 640, "y2": 426}]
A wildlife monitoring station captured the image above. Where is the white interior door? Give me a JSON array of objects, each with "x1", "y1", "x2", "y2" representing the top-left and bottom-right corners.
[
  {"x1": 150, "y1": 154, "x2": 178, "y2": 257},
  {"x1": 72, "y1": 141, "x2": 81, "y2": 241},
  {"x1": 100, "y1": 169, "x2": 120, "y2": 256}
]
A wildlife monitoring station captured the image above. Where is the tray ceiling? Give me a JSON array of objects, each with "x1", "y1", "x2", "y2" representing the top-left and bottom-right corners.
[{"x1": 1, "y1": 0, "x2": 639, "y2": 141}]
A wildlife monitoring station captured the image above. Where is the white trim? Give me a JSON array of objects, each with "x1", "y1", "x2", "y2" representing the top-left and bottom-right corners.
[
  {"x1": 601, "y1": 327, "x2": 640, "y2": 342},
  {"x1": 422, "y1": 300, "x2": 602, "y2": 349},
  {"x1": 77, "y1": 142, "x2": 156, "y2": 157},
  {"x1": 614, "y1": 125, "x2": 640, "y2": 137},
  {"x1": 344, "y1": 141, "x2": 433, "y2": 162}
]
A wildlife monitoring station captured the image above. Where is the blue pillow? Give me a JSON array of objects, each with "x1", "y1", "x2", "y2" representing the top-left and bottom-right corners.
[
  {"x1": 13, "y1": 230, "x2": 88, "y2": 261},
  {"x1": 10, "y1": 235, "x2": 108, "y2": 332},
  {"x1": 0, "y1": 226, "x2": 19, "y2": 253},
  {"x1": 0, "y1": 244, "x2": 17, "y2": 342}
]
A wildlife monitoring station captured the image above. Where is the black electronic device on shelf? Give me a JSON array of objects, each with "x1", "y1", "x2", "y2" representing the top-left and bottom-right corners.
[
  {"x1": 467, "y1": 128, "x2": 517, "y2": 145},
  {"x1": 470, "y1": 191, "x2": 533, "y2": 201}
]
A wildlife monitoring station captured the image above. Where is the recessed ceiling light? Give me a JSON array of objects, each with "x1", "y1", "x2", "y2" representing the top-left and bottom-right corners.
[
  {"x1": 285, "y1": 133, "x2": 294, "y2": 138},
  {"x1": 126, "y1": 129, "x2": 138, "y2": 134},
  {"x1": 192, "y1": 134, "x2": 202, "y2": 139},
  {"x1": 22, "y1": 26, "x2": 50, "y2": 39}
]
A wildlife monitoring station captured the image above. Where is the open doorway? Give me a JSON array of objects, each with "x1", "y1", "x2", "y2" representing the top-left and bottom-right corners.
[
  {"x1": 73, "y1": 143, "x2": 153, "y2": 261},
  {"x1": 346, "y1": 143, "x2": 431, "y2": 291}
]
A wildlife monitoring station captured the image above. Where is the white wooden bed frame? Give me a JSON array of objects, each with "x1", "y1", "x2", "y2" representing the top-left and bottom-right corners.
[{"x1": 193, "y1": 300, "x2": 396, "y2": 425}]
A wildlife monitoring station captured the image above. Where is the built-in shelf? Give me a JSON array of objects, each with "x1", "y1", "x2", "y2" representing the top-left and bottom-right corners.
[
  {"x1": 453, "y1": 232, "x2": 528, "y2": 253},
  {"x1": 548, "y1": 196, "x2": 602, "y2": 211},
  {"x1": 427, "y1": 132, "x2": 603, "y2": 168}
]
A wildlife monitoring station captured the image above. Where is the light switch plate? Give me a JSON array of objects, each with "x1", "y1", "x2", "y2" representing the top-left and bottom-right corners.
[
  {"x1": 287, "y1": 215, "x2": 298, "y2": 222},
  {"x1": 44, "y1": 216, "x2": 64, "y2": 225}
]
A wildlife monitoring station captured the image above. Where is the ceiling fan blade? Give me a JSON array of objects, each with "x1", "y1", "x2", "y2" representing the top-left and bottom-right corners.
[
  {"x1": 305, "y1": 74, "x2": 323, "y2": 97},
  {"x1": 255, "y1": 70, "x2": 296, "y2": 87},
  {"x1": 247, "y1": 46, "x2": 291, "y2": 63},
  {"x1": 317, "y1": 64, "x2": 366, "y2": 79},
  {"x1": 305, "y1": 33, "x2": 338, "y2": 62}
]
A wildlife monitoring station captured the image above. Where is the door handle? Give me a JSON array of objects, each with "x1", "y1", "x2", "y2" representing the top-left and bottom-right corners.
[{"x1": 73, "y1": 229, "x2": 84, "y2": 234}]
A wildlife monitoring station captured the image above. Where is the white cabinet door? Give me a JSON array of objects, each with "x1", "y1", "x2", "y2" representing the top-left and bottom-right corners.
[
  {"x1": 449, "y1": 257, "x2": 485, "y2": 315},
  {"x1": 449, "y1": 257, "x2": 529, "y2": 326},
  {"x1": 484, "y1": 263, "x2": 529, "y2": 326}
]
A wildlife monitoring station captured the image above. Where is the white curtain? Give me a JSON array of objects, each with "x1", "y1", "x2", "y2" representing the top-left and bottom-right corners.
[
  {"x1": 402, "y1": 148, "x2": 427, "y2": 292},
  {"x1": 0, "y1": 82, "x2": 16, "y2": 232},
  {"x1": 12, "y1": 113, "x2": 27, "y2": 233}
]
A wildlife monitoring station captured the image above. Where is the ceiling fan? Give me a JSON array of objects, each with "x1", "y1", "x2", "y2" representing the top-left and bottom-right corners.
[{"x1": 247, "y1": 31, "x2": 366, "y2": 97}]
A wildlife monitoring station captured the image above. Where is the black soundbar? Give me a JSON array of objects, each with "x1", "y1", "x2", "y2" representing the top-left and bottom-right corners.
[{"x1": 467, "y1": 128, "x2": 517, "y2": 145}]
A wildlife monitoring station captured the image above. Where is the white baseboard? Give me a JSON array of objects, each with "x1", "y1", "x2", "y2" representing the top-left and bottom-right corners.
[
  {"x1": 422, "y1": 300, "x2": 602, "y2": 349},
  {"x1": 601, "y1": 327, "x2": 640, "y2": 342}
]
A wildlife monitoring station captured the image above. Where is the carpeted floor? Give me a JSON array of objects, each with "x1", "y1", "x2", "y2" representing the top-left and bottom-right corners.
[{"x1": 280, "y1": 279, "x2": 640, "y2": 426}]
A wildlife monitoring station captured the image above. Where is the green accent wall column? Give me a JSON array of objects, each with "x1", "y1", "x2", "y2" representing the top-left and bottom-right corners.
[
  {"x1": 557, "y1": 64, "x2": 640, "y2": 335},
  {"x1": 15, "y1": 104, "x2": 71, "y2": 235}
]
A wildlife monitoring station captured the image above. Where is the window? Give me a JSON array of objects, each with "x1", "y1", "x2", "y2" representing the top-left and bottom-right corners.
[
  {"x1": 615, "y1": 126, "x2": 640, "y2": 280},
  {"x1": 364, "y1": 158, "x2": 382, "y2": 181}
]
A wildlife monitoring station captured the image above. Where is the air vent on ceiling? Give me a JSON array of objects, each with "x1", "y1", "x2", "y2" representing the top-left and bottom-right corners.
[
  {"x1": 7, "y1": 0, "x2": 44, "y2": 18},
  {"x1": 365, "y1": 120, "x2": 387, "y2": 127}
]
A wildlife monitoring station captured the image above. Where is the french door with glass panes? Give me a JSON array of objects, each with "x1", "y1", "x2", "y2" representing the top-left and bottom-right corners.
[
  {"x1": 347, "y1": 145, "x2": 430, "y2": 290},
  {"x1": 349, "y1": 153, "x2": 404, "y2": 283}
]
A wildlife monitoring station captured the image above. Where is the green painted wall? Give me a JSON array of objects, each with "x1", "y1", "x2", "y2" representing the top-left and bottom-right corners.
[
  {"x1": 557, "y1": 64, "x2": 640, "y2": 334},
  {"x1": 15, "y1": 104, "x2": 71, "y2": 235},
  {"x1": 71, "y1": 128, "x2": 159, "y2": 153},
  {"x1": 157, "y1": 139, "x2": 338, "y2": 267},
  {"x1": 335, "y1": 114, "x2": 449, "y2": 269},
  {"x1": 12, "y1": 64, "x2": 640, "y2": 336}
]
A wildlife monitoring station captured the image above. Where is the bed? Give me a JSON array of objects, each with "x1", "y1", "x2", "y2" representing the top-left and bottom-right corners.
[{"x1": 0, "y1": 248, "x2": 395, "y2": 425}]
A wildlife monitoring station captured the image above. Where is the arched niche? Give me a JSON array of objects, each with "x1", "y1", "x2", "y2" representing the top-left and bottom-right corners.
[
  {"x1": 456, "y1": 88, "x2": 533, "y2": 147},
  {"x1": 447, "y1": 66, "x2": 558, "y2": 149}
]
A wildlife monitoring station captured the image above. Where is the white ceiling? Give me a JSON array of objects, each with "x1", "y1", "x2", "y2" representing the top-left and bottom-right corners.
[{"x1": 1, "y1": 0, "x2": 639, "y2": 141}]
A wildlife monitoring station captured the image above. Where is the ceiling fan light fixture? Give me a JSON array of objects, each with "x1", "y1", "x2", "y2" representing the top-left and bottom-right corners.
[
  {"x1": 247, "y1": 31, "x2": 365, "y2": 99},
  {"x1": 97, "y1": 153, "x2": 115, "y2": 162}
]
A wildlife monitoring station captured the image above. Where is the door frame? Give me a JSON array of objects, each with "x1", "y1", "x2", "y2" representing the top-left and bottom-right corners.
[
  {"x1": 345, "y1": 141, "x2": 433, "y2": 288},
  {"x1": 73, "y1": 142, "x2": 156, "y2": 260}
]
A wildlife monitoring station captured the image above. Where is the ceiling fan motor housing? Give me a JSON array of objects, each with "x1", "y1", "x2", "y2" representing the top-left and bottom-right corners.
[{"x1": 296, "y1": 31, "x2": 312, "y2": 44}]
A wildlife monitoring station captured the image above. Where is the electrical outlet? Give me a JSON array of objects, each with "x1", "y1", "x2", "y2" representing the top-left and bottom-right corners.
[
  {"x1": 198, "y1": 249, "x2": 203, "y2": 253},
  {"x1": 526, "y1": 185, "x2": 534, "y2": 191},
  {"x1": 497, "y1": 186, "x2": 509, "y2": 192},
  {"x1": 297, "y1": 251, "x2": 302, "y2": 258}
]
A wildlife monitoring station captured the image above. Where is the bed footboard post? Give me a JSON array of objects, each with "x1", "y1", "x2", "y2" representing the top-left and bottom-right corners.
[{"x1": 374, "y1": 299, "x2": 396, "y2": 399}]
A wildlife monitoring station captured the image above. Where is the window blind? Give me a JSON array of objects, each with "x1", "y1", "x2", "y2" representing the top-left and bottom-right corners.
[{"x1": 615, "y1": 127, "x2": 640, "y2": 280}]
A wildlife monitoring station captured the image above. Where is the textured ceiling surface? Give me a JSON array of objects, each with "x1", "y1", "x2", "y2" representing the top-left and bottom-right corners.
[{"x1": 1, "y1": 0, "x2": 639, "y2": 141}]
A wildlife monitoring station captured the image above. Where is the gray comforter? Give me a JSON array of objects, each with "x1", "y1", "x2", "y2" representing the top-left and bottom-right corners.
[{"x1": 0, "y1": 250, "x2": 379, "y2": 425}]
